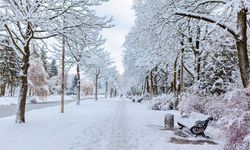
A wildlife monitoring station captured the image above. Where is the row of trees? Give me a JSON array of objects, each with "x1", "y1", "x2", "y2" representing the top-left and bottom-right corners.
[
  {"x1": 123, "y1": 0, "x2": 249, "y2": 103},
  {"x1": 123, "y1": 2, "x2": 250, "y2": 148},
  {"x1": 0, "y1": 0, "x2": 119, "y2": 123},
  {"x1": 0, "y1": 41, "x2": 119, "y2": 99}
]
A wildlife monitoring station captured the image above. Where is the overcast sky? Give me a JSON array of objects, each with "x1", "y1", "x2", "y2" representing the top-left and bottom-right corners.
[{"x1": 95, "y1": 0, "x2": 135, "y2": 74}]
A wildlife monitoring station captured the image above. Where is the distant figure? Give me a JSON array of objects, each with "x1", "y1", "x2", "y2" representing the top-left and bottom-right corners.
[{"x1": 120, "y1": 94, "x2": 123, "y2": 98}]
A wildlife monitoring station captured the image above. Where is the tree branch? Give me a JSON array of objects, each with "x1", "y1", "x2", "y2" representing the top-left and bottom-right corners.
[
  {"x1": 175, "y1": 11, "x2": 237, "y2": 38},
  {"x1": 4, "y1": 24, "x2": 24, "y2": 55},
  {"x1": 192, "y1": 0, "x2": 226, "y2": 11}
]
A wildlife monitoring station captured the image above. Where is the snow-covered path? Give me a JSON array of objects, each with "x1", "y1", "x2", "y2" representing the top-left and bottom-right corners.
[{"x1": 0, "y1": 98, "x2": 222, "y2": 150}]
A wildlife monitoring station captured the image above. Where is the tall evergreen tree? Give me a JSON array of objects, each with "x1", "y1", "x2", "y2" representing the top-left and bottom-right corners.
[
  {"x1": 48, "y1": 59, "x2": 58, "y2": 78},
  {"x1": 0, "y1": 41, "x2": 20, "y2": 96},
  {"x1": 69, "y1": 75, "x2": 78, "y2": 95},
  {"x1": 39, "y1": 49, "x2": 49, "y2": 72}
]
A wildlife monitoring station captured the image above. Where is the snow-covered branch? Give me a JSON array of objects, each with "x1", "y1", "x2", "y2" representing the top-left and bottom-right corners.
[{"x1": 175, "y1": 11, "x2": 237, "y2": 38}]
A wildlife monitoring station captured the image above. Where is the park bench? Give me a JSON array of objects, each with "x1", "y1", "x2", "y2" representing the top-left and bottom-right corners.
[{"x1": 164, "y1": 112, "x2": 213, "y2": 138}]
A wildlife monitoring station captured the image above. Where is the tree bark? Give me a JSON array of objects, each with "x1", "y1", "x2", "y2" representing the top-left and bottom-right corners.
[
  {"x1": 146, "y1": 75, "x2": 150, "y2": 94},
  {"x1": 180, "y1": 35, "x2": 184, "y2": 94},
  {"x1": 173, "y1": 50, "x2": 182, "y2": 109},
  {"x1": 15, "y1": 22, "x2": 34, "y2": 123},
  {"x1": 95, "y1": 69, "x2": 100, "y2": 101},
  {"x1": 76, "y1": 63, "x2": 81, "y2": 105},
  {"x1": 110, "y1": 88, "x2": 113, "y2": 98},
  {"x1": 173, "y1": 58, "x2": 178, "y2": 109},
  {"x1": 95, "y1": 76, "x2": 98, "y2": 100},
  {"x1": 153, "y1": 67, "x2": 158, "y2": 95},
  {"x1": 154, "y1": 76, "x2": 158, "y2": 95},
  {"x1": 61, "y1": 29, "x2": 65, "y2": 113},
  {"x1": 16, "y1": 47, "x2": 30, "y2": 123},
  {"x1": 105, "y1": 81, "x2": 108, "y2": 98},
  {"x1": 173, "y1": 53, "x2": 179, "y2": 95},
  {"x1": 177, "y1": 67, "x2": 181, "y2": 94},
  {"x1": 10, "y1": 86, "x2": 15, "y2": 96},
  {"x1": 0, "y1": 84, "x2": 6, "y2": 96},
  {"x1": 150, "y1": 70, "x2": 154, "y2": 96},
  {"x1": 164, "y1": 64, "x2": 169, "y2": 94},
  {"x1": 236, "y1": 9, "x2": 249, "y2": 88},
  {"x1": 195, "y1": 27, "x2": 201, "y2": 81}
]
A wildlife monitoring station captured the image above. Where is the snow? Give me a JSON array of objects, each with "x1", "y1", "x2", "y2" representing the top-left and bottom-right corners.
[
  {"x1": 0, "y1": 98, "x2": 223, "y2": 150},
  {"x1": 0, "y1": 96, "x2": 20, "y2": 105},
  {"x1": 245, "y1": 135, "x2": 250, "y2": 142},
  {"x1": 0, "y1": 95, "x2": 94, "y2": 105},
  {"x1": 177, "y1": 112, "x2": 211, "y2": 129},
  {"x1": 175, "y1": 10, "x2": 236, "y2": 36}
]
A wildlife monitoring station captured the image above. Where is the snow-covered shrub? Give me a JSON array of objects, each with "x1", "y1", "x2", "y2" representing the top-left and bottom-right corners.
[
  {"x1": 29, "y1": 96, "x2": 38, "y2": 103},
  {"x1": 223, "y1": 112, "x2": 250, "y2": 150},
  {"x1": 143, "y1": 92, "x2": 152, "y2": 100},
  {"x1": 130, "y1": 95, "x2": 143, "y2": 103},
  {"x1": 204, "y1": 98, "x2": 224, "y2": 121},
  {"x1": 214, "y1": 89, "x2": 250, "y2": 150},
  {"x1": 179, "y1": 94, "x2": 207, "y2": 114},
  {"x1": 180, "y1": 88, "x2": 250, "y2": 149},
  {"x1": 206, "y1": 88, "x2": 250, "y2": 122},
  {"x1": 81, "y1": 80, "x2": 94, "y2": 96},
  {"x1": 28, "y1": 55, "x2": 49, "y2": 101},
  {"x1": 48, "y1": 76, "x2": 60, "y2": 94},
  {"x1": 150, "y1": 94, "x2": 174, "y2": 111}
]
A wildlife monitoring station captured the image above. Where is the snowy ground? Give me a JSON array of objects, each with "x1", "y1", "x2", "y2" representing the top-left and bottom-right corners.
[
  {"x1": 0, "y1": 95, "x2": 94, "y2": 105},
  {"x1": 0, "y1": 100, "x2": 75, "y2": 118},
  {"x1": 0, "y1": 98, "x2": 223, "y2": 150}
]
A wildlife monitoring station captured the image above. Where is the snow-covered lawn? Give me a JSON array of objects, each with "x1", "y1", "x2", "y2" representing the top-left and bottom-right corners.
[
  {"x1": 0, "y1": 98, "x2": 223, "y2": 150},
  {"x1": 0, "y1": 95, "x2": 94, "y2": 105}
]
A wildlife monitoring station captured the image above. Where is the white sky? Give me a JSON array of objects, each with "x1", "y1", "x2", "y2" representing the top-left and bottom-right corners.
[{"x1": 95, "y1": 0, "x2": 135, "y2": 74}]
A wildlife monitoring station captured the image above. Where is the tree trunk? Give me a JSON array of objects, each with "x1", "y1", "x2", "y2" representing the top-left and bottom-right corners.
[
  {"x1": 153, "y1": 67, "x2": 158, "y2": 95},
  {"x1": 173, "y1": 50, "x2": 181, "y2": 109},
  {"x1": 146, "y1": 76, "x2": 150, "y2": 94},
  {"x1": 150, "y1": 70, "x2": 154, "y2": 96},
  {"x1": 173, "y1": 55, "x2": 178, "y2": 94},
  {"x1": 11, "y1": 86, "x2": 15, "y2": 96},
  {"x1": 180, "y1": 42, "x2": 184, "y2": 94},
  {"x1": 95, "y1": 75, "x2": 98, "y2": 101},
  {"x1": 76, "y1": 63, "x2": 80, "y2": 105},
  {"x1": 145, "y1": 75, "x2": 150, "y2": 94},
  {"x1": 16, "y1": 47, "x2": 30, "y2": 123},
  {"x1": 110, "y1": 88, "x2": 113, "y2": 98},
  {"x1": 175, "y1": 35, "x2": 185, "y2": 110},
  {"x1": 173, "y1": 61, "x2": 178, "y2": 109},
  {"x1": 61, "y1": 30, "x2": 65, "y2": 113},
  {"x1": 195, "y1": 27, "x2": 201, "y2": 81},
  {"x1": 177, "y1": 67, "x2": 181, "y2": 93},
  {"x1": 0, "y1": 84, "x2": 6, "y2": 96},
  {"x1": 9, "y1": 86, "x2": 13, "y2": 96},
  {"x1": 236, "y1": 9, "x2": 249, "y2": 88},
  {"x1": 164, "y1": 64, "x2": 168, "y2": 94},
  {"x1": 153, "y1": 74, "x2": 158, "y2": 95},
  {"x1": 105, "y1": 81, "x2": 108, "y2": 98},
  {"x1": 179, "y1": 33, "x2": 186, "y2": 96}
]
